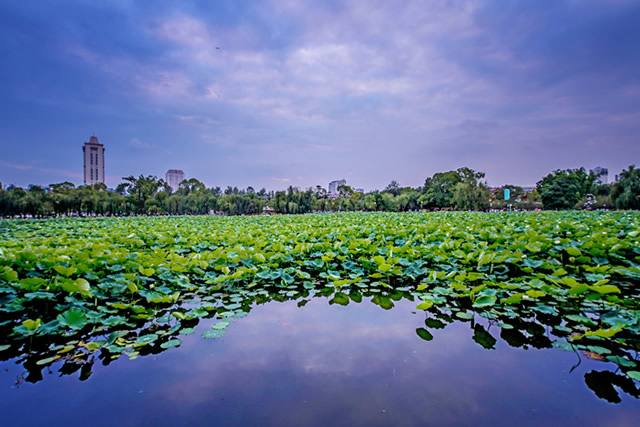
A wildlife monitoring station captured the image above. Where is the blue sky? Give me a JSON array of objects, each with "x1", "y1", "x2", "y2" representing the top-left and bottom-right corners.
[{"x1": 0, "y1": 0, "x2": 639, "y2": 191}]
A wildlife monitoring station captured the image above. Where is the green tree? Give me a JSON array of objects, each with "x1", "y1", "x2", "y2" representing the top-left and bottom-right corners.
[
  {"x1": 611, "y1": 165, "x2": 640, "y2": 209},
  {"x1": 384, "y1": 180, "x2": 401, "y2": 196},
  {"x1": 120, "y1": 175, "x2": 165, "y2": 214},
  {"x1": 451, "y1": 182, "x2": 490, "y2": 210},
  {"x1": 421, "y1": 171, "x2": 462, "y2": 208},
  {"x1": 536, "y1": 168, "x2": 595, "y2": 209}
]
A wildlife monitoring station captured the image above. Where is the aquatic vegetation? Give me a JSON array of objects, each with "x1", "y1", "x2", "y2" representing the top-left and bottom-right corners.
[{"x1": 0, "y1": 211, "x2": 639, "y2": 401}]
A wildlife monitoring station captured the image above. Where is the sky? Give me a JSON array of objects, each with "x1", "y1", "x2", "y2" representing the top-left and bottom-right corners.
[{"x1": 0, "y1": 0, "x2": 639, "y2": 191}]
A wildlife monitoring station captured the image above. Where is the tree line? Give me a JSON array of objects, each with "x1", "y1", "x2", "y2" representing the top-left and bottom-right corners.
[{"x1": 1, "y1": 165, "x2": 638, "y2": 218}]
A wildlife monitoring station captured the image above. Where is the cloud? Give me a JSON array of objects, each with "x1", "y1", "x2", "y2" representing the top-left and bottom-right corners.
[
  {"x1": 128, "y1": 137, "x2": 152, "y2": 150},
  {"x1": 1, "y1": 0, "x2": 639, "y2": 189},
  {"x1": 0, "y1": 161, "x2": 82, "y2": 181}
]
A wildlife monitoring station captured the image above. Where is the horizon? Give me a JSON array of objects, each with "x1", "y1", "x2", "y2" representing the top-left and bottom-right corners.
[{"x1": 1, "y1": 1, "x2": 639, "y2": 190}]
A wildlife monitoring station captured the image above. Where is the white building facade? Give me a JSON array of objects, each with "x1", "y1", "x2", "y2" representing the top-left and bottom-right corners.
[
  {"x1": 83, "y1": 136, "x2": 105, "y2": 186},
  {"x1": 166, "y1": 169, "x2": 185, "y2": 193},
  {"x1": 328, "y1": 179, "x2": 346, "y2": 194}
]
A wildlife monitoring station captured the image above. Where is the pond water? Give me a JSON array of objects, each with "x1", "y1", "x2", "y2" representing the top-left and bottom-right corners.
[{"x1": 1, "y1": 296, "x2": 639, "y2": 426}]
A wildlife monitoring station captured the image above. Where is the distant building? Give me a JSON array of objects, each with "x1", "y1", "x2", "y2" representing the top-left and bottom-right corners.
[
  {"x1": 328, "y1": 179, "x2": 346, "y2": 194},
  {"x1": 262, "y1": 206, "x2": 275, "y2": 215},
  {"x1": 165, "y1": 169, "x2": 185, "y2": 193},
  {"x1": 590, "y1": 167, "x2": 608, "y2": 184},
  {"x1": 83, "y1": 136, "x2": 105, "y2": 186},
  {"x1": 355, "y1": 188, "x2": 365, "y2": 194}
]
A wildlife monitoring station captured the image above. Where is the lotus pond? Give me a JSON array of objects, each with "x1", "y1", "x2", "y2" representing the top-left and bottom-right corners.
[{"x1": 1, "y1": 212, "x2": 640, "y2": 425}]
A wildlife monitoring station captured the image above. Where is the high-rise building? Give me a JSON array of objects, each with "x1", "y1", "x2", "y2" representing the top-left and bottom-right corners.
[
  {"x1": 590, "y1": 166, "x2": 609, "y2": 184},
  {"x1": 83, "y1": 136, "x2": 105, "y2": 186},
  {"x1": 165, "y1": 169, "x2": 185, "y2": 193},
  {"x1": 328, "y1": 179, "x2": 346, "y2": 194}
]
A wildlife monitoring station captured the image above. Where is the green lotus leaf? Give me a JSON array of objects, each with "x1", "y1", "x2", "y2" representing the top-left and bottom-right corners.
[
  {"x1": 36, "y1": 355, "x2": 61, "y2": 365},
  {"x1": 589, "y1": 284, "x2": 621, "y2": 294},
  {"x1": 416, "y1": 328, "x2": 433, "y2": 341},
  {"x1": 211, "y1": 321, "x2": 230, "y2": 330},
  {"x1": 473, "y1": 295, "x2": 497, "y2": 308},
  {"x1": 202, "y1": 329, "x2": 226, "y2": 339},
  {"x1": 330, "y1": 292, "x2": 349, "y2": 306},
  {"x1": 135, "y1": 334, "x2": 159, "y2": 345},
  {"x1": 19, "y1": 277, "x2": 47, "y2": 291},
  {"x1": 626, "y1": 371, "x2": 640, "y2": 381},
  {"x1": 22, "y1": 318, "x2": 41, "y2": 331},
  {"x1": 57, "y1": 309, "x2": 88, "y2": 330},
  {"x1": 416, "y1": 301, "x2": 433, "y2": 310},
  {"x1": 54, "y1": 265, "x2": 78, "y2": 277},
  {"x1": 160, "y1": 339, "x2": 182, "y2": 349}
]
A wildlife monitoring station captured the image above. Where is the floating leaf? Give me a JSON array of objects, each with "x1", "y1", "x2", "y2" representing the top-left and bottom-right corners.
[
  {"x1": 416, "y1": 301, "x2": 433, "y2": 310},
  {"x1": 456, "y1": 312, "x2": 474, "y2": 320},
  {"x1": 36, "y1": 355, "x2": 60, "y2": 365},
  {"x1": 202, "y1": 329, "x2": 226, "y2": 339},
  {"x1": 565, "y1": 247, "x2": 582, "y2": 257},
  {"x1": 416, "y1": 328, "x2": 433, "y2": 341},
  {"x1": 136, "y1": 334, "x2": 159, "y2": 345},
  {"x1": 160, "y1": 339, "x2": 182, "y2": 349},
  {"x1": 330, "y1": 292, "x2": 349, "y2": 306},
  {"x1": 552, "y1": 341, "x2": 575, "y2": 352},
  {"x1": 22, "y1": 318, "x2": 41, "y2": 331},
  {"x1": 57, "y1": 309, "x2": 88, "y2": 330},
  {"x1": 473, "y1": 295, "x2": 496, "y2": 308},
  {"x1": 590, "y1": 285, "x2": 621, "y2": 294},
  {"x1": 211, "y1": 321, "x2": 230, "y2": 330},
  {"x1": 627, "y1": 371, "x2": 640, "y2": 381}
]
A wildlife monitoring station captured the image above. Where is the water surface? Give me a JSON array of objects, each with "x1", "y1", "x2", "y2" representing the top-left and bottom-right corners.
[{"x1": 2, "y1": 296, "x2": 639, "y2": 426}]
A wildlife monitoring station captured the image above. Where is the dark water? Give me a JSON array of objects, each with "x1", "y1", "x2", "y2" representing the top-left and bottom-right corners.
[{"x1": 1, "y1": 297, "x2": 639, "y2": 426}]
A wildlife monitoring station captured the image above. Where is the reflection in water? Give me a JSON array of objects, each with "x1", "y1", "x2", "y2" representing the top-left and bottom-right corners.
[{"x1": 1, "y1": 288, "x2": 640, "y2": 425}]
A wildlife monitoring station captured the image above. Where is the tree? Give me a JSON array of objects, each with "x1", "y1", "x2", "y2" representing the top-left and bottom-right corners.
[
  {"x1": 120, "y1": 175, "x2": 165, "y2": 213},
  {"x1": 337, "y1": 184, "x2": 354, "y2": 197},
  {"x1": 536, "y1": 168, "x2": 595, "y2": 209},
  {"x1": 611, "y1": 165, "x2": 640, "y2": 209},
  {"x1": 50, "y1": 182, "x2": 77, "y2": 215},
  {"x1": 384, "y1": 180, "x2": 401, "y2": 196},
  {"x1": 421, "y1": 171, "x2": 462, "y2": 208},
  {"x1": 178, "y1": 178, "x2": 206, "y2": 195},
  {"x1": 419, "y1": 167, "x2": 489, "y2": 210},
  {"x1": 451, "y1": 182, "x2": 490, "y2": 210}
]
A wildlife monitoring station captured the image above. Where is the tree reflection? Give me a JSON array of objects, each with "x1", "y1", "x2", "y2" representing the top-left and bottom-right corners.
[{"x1": 1, "y1": 287, "x2": 639, "y2": 404}]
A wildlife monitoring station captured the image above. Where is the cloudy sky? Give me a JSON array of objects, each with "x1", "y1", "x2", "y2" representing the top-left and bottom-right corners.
[{"x1": 0, "y1": 0, "x2": 639, "y2": 191}]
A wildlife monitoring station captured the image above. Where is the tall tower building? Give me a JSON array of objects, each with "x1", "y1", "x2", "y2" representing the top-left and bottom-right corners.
[
  {"x1": 328, "y1": 179, "x2": 346, "y2": 194},
  {"x1": 83, "y1": 136, "x2": 105, "y2": 186},
  {"x1": 590, "y1": 166, "x2": 609, "y2": 184},
  {"x1": 165, "y1": 169, "x2": 185, "y2": 193}
]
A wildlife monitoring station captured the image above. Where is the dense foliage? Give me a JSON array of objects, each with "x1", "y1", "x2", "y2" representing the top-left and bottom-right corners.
[
  {"x1": 536, "y1": 168, "x2": 596, "y2": 209},
  {"x1": 612, "y1": 166, "x2": 640, "y2": 210},
  {"x1": 1, "y1": 211, "x2": 639, "y2": 394},
  {"x1": 0, "y1": 167, "x2": 496, "y2": 217},
  {"x1": 3, "y1": 163, "x2": 637, "y2": 217}
]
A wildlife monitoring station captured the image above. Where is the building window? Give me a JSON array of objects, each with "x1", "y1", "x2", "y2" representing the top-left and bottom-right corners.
[{"x1": 91, "y1": 169, "x2": 93, "y2": 180}]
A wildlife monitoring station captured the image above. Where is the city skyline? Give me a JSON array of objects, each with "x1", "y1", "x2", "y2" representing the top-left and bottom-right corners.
[{"x1": 1, "y1": 1, "x2": 639, "y2": 190}]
